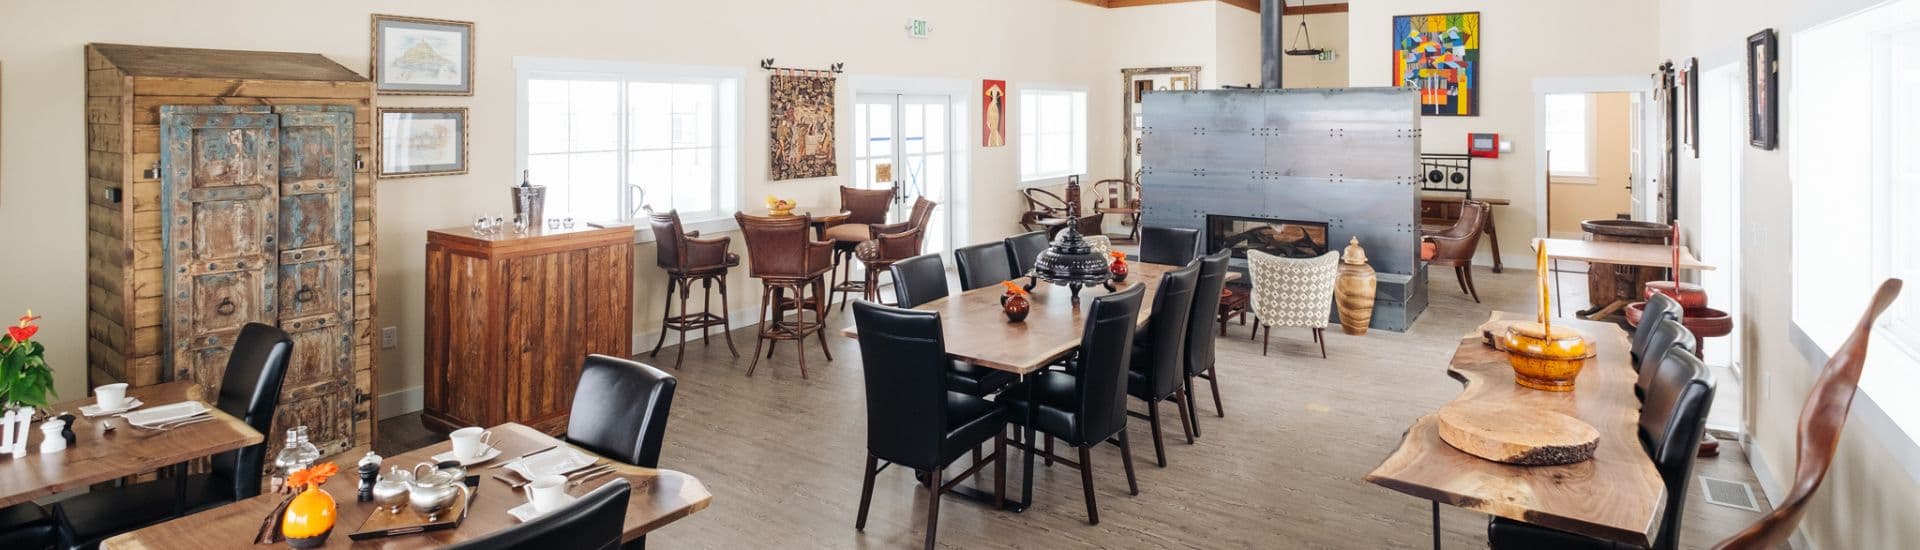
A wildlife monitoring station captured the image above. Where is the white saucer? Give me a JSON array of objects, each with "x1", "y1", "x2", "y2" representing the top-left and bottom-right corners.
[
  {"x1": 431, "y1": 446, "x2": 503, "y2": 466},
  {"x1": 80, "y1": 398, "x2": 143, "y2": 417},
  {"x1": 508, "y1": 495, "x2": 576, "y2": 522}
]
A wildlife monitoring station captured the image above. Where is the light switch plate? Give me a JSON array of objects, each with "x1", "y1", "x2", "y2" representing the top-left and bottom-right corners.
[{"x1": 380, "y1": 327, "x2": 398, "y2": 349}]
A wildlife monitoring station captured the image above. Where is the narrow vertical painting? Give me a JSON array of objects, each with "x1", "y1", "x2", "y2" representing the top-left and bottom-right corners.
[
  {"x1": 769, "y1": 73, "x2": 837, "y2": 180},
  {"x1": 983, "y1": 79, "x2": 1007, "y2": 148},
  {"x1": 1393, "y1": 12, "x2": 1480, "y2": 117}
]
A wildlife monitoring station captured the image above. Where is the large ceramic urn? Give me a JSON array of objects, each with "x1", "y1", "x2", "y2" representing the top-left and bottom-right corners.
[{"x1": 1335, "y1": 237, "x2": 1378, "y2": 335}]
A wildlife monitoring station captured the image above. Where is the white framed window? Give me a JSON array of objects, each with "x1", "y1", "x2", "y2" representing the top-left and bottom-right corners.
[
  {"x1": 1791, "y1": 0, "x2": 1920, "y2": 435},
  {"x1": 1019, "y1": 88, "x2": 1087, "y2": 182},
  {"x1": 1544, "y1": 93, "x2": 1595, "y2": 181},
  {"x1": 516, "y1": 58, "x2": 741, "y2": 225}
]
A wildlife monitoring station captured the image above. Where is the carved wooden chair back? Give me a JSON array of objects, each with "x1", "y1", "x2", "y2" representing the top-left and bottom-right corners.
[{"x1": 1713, "y1": 279, "x2": 1904, "y2": 549}]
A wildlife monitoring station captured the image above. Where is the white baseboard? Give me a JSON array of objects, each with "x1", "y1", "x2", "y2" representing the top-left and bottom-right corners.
[
  {"x1": 1746, "y1": 440, "x2": 1813, "y2": 549},
  {"x1": 377, "y1": 386, "x2": 423, "y2": 419}
]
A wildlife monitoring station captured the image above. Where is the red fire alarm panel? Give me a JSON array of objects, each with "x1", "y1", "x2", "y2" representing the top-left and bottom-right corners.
[{"x1": 1468, "y1": 133, "x2": 1499, "y2": 158}]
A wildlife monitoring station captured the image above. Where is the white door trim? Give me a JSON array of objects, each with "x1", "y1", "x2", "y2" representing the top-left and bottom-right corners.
[{"x1": 1532, "y1": 75, "x2": 1658, "y2": 239}]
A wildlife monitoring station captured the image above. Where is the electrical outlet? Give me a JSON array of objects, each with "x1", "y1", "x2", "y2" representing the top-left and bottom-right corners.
[{"x1": 380, "y1": 327, "x2": 398, "y2": 349}]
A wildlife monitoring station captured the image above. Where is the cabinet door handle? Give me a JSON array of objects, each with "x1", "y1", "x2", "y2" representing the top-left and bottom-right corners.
[
  {"x1": 215, "y1": 298, "x2": 237, "y2": 316},
  {"x1": 295, "y1": 284, "x2": 317, "y2": 303}
]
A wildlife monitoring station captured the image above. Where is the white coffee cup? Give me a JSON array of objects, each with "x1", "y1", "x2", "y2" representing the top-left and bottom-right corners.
[
  {"x1": 528, "y1": 474, "x2": 570, "y2": 513},
  {"x1": 95, "y1": 383, "x2": 128, "y2": 410},
  {"x1": 449, "y1": 427, "x2": 493, "y2": 459}
]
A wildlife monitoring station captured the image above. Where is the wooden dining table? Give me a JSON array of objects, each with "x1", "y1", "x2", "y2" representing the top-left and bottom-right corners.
[
  {"x1": 842, "y1": 262, "x2": 1184, "y2": 512},
  {"x1": 0, "y1": 381, "x2": 262, "y2": 508},
  {"x1": 104, "y1": 422, "x2": 711, "y2": 549},
  {"x1": 1365, "y1": 312, "x2": 1663, "y2": 548}
]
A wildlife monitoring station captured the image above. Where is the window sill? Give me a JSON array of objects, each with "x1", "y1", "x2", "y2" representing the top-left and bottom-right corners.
[
  {"x1": 1020, "y1": 174, "x2": 1082, "y2": 187},
  {"x1": 631, "y1": 215, "x2": 740, "y2": 245},
  {"x1": 1549, "y1": 174, "x2": 1599, "y2": 185},
  {"x1": 1788, "y1": 319, "x2": 1920, "y2": 485}
]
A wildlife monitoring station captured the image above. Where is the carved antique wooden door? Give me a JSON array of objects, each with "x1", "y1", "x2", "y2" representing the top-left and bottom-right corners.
[
  {"x1": 159, "y1": 106, "x2": 281, "y2": 392},
  {"x1": 272, "y1": 106, "x2": 358, "y2": 456}
]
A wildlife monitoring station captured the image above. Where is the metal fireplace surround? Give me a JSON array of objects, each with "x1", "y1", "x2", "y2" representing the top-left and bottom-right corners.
[{"x1": 1139, "y1": 87, "x2": 1427, "y2": 331}]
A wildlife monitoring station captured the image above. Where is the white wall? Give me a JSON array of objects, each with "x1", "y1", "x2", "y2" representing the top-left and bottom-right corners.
[
  {"x1": 0, "y1": 0, "x2": 1248, "y2": 412},
  {"x1": 1348, "y1": 0, "x2": 1661, "y2": 267},
  {"x1": 1658, "y1": 0, "x2": 1920, "y2": 548}
]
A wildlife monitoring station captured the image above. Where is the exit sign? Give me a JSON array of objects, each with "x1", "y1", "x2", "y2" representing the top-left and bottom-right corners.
[{"x1": 907, "y1": 19, "x2": 931, "y2": 39}]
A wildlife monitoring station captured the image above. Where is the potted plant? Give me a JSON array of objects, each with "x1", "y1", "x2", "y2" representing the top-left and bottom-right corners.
[{"x1": 1, "y1": 311, "x2": 57, "y2": 413}]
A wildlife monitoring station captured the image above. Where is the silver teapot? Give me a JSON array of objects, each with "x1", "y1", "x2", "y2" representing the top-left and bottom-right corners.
[
  {"x1": 371, "y1": 466, "x2": 412, "y2": 514},
  {"x1": 407, "y1": 462, "x2": 466, "y2": 520}
]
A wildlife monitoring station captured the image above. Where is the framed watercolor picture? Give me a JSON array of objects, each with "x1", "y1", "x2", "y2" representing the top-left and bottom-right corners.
[
  {"x1": 1392, "y1": 11, "x2": 1480, "y2": 116},
  {"x1": 380, "y1": 107, "x2": 468, "y2": 177},
  {"x1": 1747, "y1": 29, "x2": 1779, "y2": 150},
  {"x1": 371, "y1": 14, "x2": 474, "y2": 95},
  {"x1": 983, "y1": 79, "x2": 1007, "y2": 148}
]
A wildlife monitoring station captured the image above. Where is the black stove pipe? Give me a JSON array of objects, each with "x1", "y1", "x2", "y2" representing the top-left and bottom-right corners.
[{"x1": 1261, "y1": 0, "x2": 1284, "y2": 88}]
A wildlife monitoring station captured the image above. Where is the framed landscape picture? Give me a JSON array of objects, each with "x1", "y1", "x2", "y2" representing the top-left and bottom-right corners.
[
  {"x1": 380, "y1": 107, "x2": 468, "y2": 177},
  {"x1": 371, "y1": 14, "x2": 474, "y2": 95},
  {"x1": 1747, "y1": 29, "x2": 1779, "y2": 150}
]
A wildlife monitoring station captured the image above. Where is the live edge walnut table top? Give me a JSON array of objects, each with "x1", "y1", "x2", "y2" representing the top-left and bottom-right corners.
[
  {"x1": 0, "y1": 381, "x2": 262, "y2": 508},
  {"x1": 1365, "y1": 312, "x2": 1664, "y2": 547},
  {"x1": 106, "y1": 422, "x2": 711, "y2": 549}
]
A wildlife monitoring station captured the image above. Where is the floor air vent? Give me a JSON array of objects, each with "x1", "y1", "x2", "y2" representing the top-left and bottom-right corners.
[{"x1": 1699, "y1": 476, "x2": 1763, "y2": 512}]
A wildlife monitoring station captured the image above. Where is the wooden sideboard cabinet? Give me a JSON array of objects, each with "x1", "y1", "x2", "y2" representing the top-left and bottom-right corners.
[{"x1": 424, "y1": 224, "x2": 635, "y2": 435}]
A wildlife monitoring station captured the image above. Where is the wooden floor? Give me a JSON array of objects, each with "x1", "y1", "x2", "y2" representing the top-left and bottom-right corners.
[{"x1": 381, "y1": 265, "x2": 1773, "y2": 549}]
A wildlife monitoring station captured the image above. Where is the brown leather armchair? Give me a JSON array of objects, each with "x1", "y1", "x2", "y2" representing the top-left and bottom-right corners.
[
  {"x1": 735, "y1": 212, "x2": 837, "y2": 378},
  {"x1": 1421, "y1": 199, "x2": 1489, "y2": 303},
  {"x1": 646, "y1": 209, "x2": 740, "y2": 369}
]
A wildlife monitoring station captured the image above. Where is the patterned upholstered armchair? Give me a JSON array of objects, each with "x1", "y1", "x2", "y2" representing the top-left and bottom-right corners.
[{"x1": 1247, "y1": 250, "x2": 1340, "y2": 358}]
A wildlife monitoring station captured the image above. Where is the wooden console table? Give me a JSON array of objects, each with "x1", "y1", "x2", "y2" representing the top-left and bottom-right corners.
[
  {"x1": 1421, "y1": 195, "x2": 1509, "y2": 273},
  {"x1": 424, "y1": 224, "x2": 635, "y2": 435}
]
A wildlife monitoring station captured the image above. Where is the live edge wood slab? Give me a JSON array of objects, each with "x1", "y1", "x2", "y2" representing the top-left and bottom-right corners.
[
  {"x1": 0, "y1": 381, "x2": 263, "y2": 508},
  {"x1": 1365, "y1": 312, "x2": 1663, "y2": 547},
  {"x1": 105, "y1": 422, "x2": 711, "y2": 549}
]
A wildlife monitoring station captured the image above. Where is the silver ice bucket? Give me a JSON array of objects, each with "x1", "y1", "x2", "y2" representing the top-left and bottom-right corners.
[{"x1": 511, "y1": 185, "x2": 546, "y2": 227}]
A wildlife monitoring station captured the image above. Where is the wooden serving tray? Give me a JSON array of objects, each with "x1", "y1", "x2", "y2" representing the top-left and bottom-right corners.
[{"x1": 347, "y1": 485, "x2": 476, "y2": 541}]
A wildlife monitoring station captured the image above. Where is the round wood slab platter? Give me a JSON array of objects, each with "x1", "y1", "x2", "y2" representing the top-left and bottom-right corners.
[{"x1": 1437, "y1": 402, "x2": 1600, "y2": 466}]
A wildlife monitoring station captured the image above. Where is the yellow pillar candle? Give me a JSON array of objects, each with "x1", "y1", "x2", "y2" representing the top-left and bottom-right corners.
[{"x1": 1536, "y1": 242, "x2": 1550, "y2": 331}]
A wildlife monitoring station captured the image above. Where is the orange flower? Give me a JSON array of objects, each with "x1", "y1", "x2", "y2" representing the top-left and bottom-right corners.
[
  {"x1": 286, "y1": 462, "x2": 341, "y2": 490},
  {"x1": 1108, "y1": 251, "x2": 1126, "y2": 262},
  {"x1": 6, "y1": 310, "x2": 39, "y2": 344},
  {"x1": 999, "y1": 280, "x2": 1029, "y2": 297}
]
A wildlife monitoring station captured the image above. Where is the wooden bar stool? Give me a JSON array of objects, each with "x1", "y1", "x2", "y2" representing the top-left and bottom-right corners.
[
  {"x1": 856, "y1": 198, "x2": 936, "y2": 305},
  {"x1": 736, "y1": 212, "x2": 835, "y2": 378},
  {"x1": 646, "y1": 209, "x2": 740, "y2": 369},
  {"x1": 823, "y1": 186, "x2": 896, "y2": 311}
]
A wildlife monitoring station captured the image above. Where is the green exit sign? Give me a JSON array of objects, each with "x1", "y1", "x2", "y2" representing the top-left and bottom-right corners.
[{"x1": 907, "y1": 19, "x2": 931, "y2": 39}]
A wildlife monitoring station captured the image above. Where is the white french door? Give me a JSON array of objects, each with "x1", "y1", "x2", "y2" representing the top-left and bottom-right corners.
[
  {"x1": 853, "y1": 93, "x2": 952, "y2": 256},
  {"x1": 1698, "y1": 62, "x2": 1745, "y2": 433}
]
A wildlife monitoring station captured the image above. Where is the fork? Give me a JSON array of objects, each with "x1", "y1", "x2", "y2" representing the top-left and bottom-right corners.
[
  {"x1": 500, "y1": 462, "x2": 608, "y2": 489},
  {"x1": 128, "y1": 415, "x2": 213, "y2": 431}
]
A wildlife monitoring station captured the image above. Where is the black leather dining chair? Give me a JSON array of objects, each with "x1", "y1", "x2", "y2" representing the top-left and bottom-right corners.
[
  {"x1": 850, "y1": 301, "x2": 1008, "y2": 550},
  {"x1": 1138, "y1": 227, "x2": 1201, "y2": 265},
  {"x1": 448, "y1": 478, "x2": 632, "y2": 550},
  {"x1": 1004, "y1": 231, "x2": 1049, "y2": 276},
  {"x1": 55, "y1": 323, "x2": 293, "y2": 547},
  {"x1": 1635, "y1": 319, "x2": 1695, "y2": 400},
  {"x1": 999, "y1": 284, "x2": 1145, "y2": 525},
  {"x1": 955, "y1": 241, "x2": 1015, "y2": 291},
  {"x1": 887, "y1": 253, "x2": 1015, "y2": 397},
  {"x1": 569, "y1": 355, "x2": 677, "y2": 469},
  {"x1": 1126, "y1": 261, "x2": 1201, "y2": 467},
  {"x1": 0, "y1": 503, "x2": 55, "y2": 550},
  {"x1": 889, "y1": 253, "x2": 949, "y2": 309},
  {"x1": 1488, "y1": 350, "x2": 1716, "y2": 550},
  {"x1": 1630, "y1": 292, "x2": 1684, "y2": 365},
  {"x1": 1183, "y1": 250, "x2": 1232, "y2": 437}
]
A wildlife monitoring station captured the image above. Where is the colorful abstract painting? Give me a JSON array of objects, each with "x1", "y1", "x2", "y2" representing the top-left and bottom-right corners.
[
  {"x1": 770, "y1": 74, "x2": 837, "y2": 180},
  {"x1": 1393, "y1": 12, "x2": 1480, "y2": 117},
  {"x1": 983, "y1": 80, "x2": 1007, "y2": 148}
]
